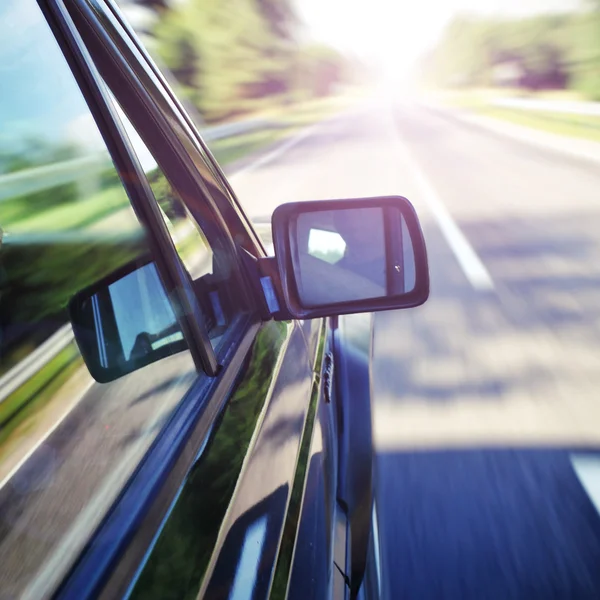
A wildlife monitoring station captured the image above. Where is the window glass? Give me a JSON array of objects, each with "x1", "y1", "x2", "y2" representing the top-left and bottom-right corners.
[
  {"x1": 0, "y1": 1, "x2": 196, "y2": 596},
  {"x1": 110, "y1": 95, "x2": 213, "y2": 279},
  {"x1": 106, "y1": 92, "x2": 242, "y2": 348}
]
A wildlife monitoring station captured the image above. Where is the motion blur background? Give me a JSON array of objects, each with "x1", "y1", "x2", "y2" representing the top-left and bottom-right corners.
[{"x1": 4, "y1": 0, "x2": 600, "y2": 597}]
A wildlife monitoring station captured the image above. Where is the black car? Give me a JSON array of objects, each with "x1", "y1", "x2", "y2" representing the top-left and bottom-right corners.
[{"x1": 0, "y1": 0, "x2": 429, "y2": 598}]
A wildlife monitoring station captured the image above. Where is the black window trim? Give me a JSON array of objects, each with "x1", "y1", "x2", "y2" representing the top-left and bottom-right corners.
[
  {"x1": 102, "y1": 0, "x2": 268, "y2": 257},
  {"x1": 78, "y1": 0, "x2": 263, "y2": 261}
]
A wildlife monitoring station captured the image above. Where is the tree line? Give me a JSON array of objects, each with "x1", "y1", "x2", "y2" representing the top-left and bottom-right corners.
[
  {"x1": 420, "y1": 6, "x2": 600, "y2": 99},
  {"x1": 135, "y1": 0, "x2": 352, "y2": 122}
]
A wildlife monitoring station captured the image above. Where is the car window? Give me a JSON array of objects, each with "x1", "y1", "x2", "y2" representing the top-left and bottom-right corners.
[
  {"x1": 0, "y1": 1, "x2": 199, "y2": 596},
  {"x1": 102, "y1": 88, "x2": 244, "y2": 352}
]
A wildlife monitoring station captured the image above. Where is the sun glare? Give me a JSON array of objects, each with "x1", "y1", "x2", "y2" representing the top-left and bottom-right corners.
[{"x1": 298, "y1": 0, "x2": 449, "y2": 86}]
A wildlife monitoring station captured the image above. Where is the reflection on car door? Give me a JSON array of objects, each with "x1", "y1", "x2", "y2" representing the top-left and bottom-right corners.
[{"x1": 127, "y1": 320, "x2": 319, "y2": 599}]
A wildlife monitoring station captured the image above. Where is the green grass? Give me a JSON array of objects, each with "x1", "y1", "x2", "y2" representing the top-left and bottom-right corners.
[
  {"x1": 210, "y1": 126, "x2": 293, "y2": 166},
  {"x1": 9, "y1": 185, "x2": 129, "y2": 233},
  {"x1": 209, "y1": 94, "x2": 356, "y2": 166},
  {"x1": 0, "y1": 343, "x2": 82, "y2": 447},
  {"x1": 476, "y1": 106, "x2": 600, "y2": 143},
  {"x1": 438, "y1": 88, "x2": 600, "y2": 142}
]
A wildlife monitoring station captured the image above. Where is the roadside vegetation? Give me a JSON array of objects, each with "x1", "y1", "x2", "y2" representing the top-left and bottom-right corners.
[
  {"x1": 134, "y1": 0, "x2": 361, "y2": 124},
  {"x1": 421, "y1": 6, "x2": 600, "y2": 99},
  {"x1": 437, "y1": 88, "x2": 600, "y2": 143},
  {"x1": 209, "y1": 94, "x2": 360, "y2": 166},
  {"x1": 0, "y1": 345, "x2": 82, "y2": 453},
  {"x1": 419, "y1": 3, "x2": 600, "y2": 141}
]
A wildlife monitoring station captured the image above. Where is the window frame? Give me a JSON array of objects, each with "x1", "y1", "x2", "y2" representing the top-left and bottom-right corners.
[
  {"x1": 64, "y1": 0, "x2": 267, "y2": 361},
  {"x1": 102, "y1": 0, "x2": 268, "y2": 258},
  {"x1": 75, "y1": 0, "x2": 265, "y2": 262},
  {"x1": 35, "y1": 0, "x2": 220, "y2": 376}
]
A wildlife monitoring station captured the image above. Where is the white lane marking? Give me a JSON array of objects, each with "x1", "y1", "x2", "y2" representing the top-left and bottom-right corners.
[
  {"x1": 229, "y1": 122, "x2": 323, "y2": 182},
  {"x1": 0, "y1": 374, "x2": 94, "y2": 492},
  {"x1": 570, "y1": 454, "x2": 600, "y2": 516},
  {"x1": 392, "y1": 129, "x2": 494, "y2": 290}
]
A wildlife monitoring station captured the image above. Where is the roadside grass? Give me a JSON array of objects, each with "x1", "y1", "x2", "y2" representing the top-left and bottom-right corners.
[
  {"x1": 209, "y1": 126, "x2": 293, "y2": 166},
  {"x1": 209, "y1": 93, "x2": 357, "y2": 167},
  {"x1": 0, "y1": 344, "x2": 82, "y2": 448},
  {"x1": 438, "y1": 87, "x2": 586, "y2": 108},
  {"x1": 476, "y1": 106, "x2": 600, "y2": 143},
  {"x1": 436, "y1": 88, "x2": 600, "y2": 142},
  {"x1": 9, "y1": 186, "x2": 130, "y2": 233}
]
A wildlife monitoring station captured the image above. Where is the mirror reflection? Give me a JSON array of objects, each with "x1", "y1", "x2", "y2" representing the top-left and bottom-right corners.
[
  {"x1": 74, "y1": 262, "x2": 186, "y2": 378},
  {"x1": 293, "y1": 206, "x2": 416, "y2": 307},
  {"x1": 109, "y1": 263, "x2": 183, "y2": 362}
]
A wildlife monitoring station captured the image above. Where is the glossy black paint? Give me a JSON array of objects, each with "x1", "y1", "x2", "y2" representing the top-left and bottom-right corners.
[
  {"x1": 199, "y1": 322, "x2": 314, "y2": 598},
  {"x1": 54, "y1": 320, "x2": 258, "y2": 599},
  {"x1": 334, "y1": 313, "x2": 376, "y2": 597},
  {"x1": 287, "y1": 313, "x2": 377, "y2": 600},
  {"x1": 126, "y1": 321, "x2": 290, "y2": 599},
  {"x1": 271, "y1": 196, "x2": 430, "y2": 320}
]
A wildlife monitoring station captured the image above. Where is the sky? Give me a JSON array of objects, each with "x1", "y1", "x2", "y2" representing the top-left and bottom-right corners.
[{"x1": 296, "y1": 0, "x2": 582, "y2": 79}]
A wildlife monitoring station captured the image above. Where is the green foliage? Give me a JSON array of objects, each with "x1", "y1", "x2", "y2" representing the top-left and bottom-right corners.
[
  {"x1": 147, "y1": 0, "x2": 347, "y2": 121},
  {"x1": 0, "y1": 237, "x2": 145, "y2": 343},
  {"x1": 291, "y1": 44, "x2": 348, "y2": 98},
  {"x1": 0, "y1": 138, "x2": 78, "y2": 175},
  {"x1": 424, "y1": 10, "x2": 600, "y2": 99},
  {"x1": 151, "y1": 0, "x2": 292, "y2": 121}
]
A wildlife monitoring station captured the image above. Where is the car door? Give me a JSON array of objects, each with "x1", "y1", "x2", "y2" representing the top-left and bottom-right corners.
[{"x1": 42, "y1": 0, "x2": 335, "y2": 598}]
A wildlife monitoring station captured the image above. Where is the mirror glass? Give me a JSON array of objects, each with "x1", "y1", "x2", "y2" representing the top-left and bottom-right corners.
[
  {"x1": 292, "y1": 206, "x2": 416, "y2": 308},
  {"x1": 73, "y1": 262, "x2": 186, "y2": 379}
]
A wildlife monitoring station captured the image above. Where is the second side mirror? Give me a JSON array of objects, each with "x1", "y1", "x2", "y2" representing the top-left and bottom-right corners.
[{"x1": 271, "y1": 195, "x2": 429, "y2": 319}]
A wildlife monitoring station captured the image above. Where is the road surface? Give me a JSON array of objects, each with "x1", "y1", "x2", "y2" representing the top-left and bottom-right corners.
[{"x1": 232, "y1": 96, "x2": 600, "y2": 598}]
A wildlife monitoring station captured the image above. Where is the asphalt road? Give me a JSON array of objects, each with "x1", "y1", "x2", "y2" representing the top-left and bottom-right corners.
[{"x1": 233, "y1": 96, "x2": 600, "y2": 598}]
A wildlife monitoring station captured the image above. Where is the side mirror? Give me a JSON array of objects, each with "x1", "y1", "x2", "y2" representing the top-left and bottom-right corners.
[
  {"x1": 271, "y1": 196, "x2": 429, "y2": 319},
  {"x1": 69, "y1": 260, "x2": 187, "y2": 382}
]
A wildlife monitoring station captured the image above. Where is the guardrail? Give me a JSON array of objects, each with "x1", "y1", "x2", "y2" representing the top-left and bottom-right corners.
[
  {"x1": 0, "y1": 325, "x2": 75, "y2": 404},
  {"x1": 0, "y1": 118, "x2": 271, "y2": 204},
  {"x1": 0, "y1": 155, "x2": 110, "y2": 203},
  {"x1": 201, "y1": 118, "x2": 275, "y2": 141},
  {"x1": 0, "y1": 120, "x2": 277, "y2": 205}
]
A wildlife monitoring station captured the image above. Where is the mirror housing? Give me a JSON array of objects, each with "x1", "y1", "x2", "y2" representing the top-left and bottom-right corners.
[
  {"x1": 69, "y1": 259, "x2": 188, "y2": 383},
  {"x1": 271, "y1": 196, "x2": 429, "y2": 319}
]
